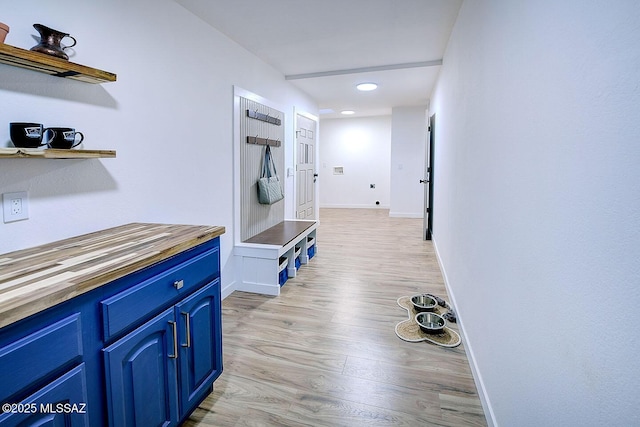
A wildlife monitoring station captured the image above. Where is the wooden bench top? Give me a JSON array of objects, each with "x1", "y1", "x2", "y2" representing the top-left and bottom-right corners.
[{"x1": 243, "y1": 221, "x2": 315, "y2": 246}]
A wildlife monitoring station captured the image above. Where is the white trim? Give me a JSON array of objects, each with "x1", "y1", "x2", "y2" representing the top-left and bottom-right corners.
[
  {"x1": 292, "y1": 108, "x2": 320, "y2": 221},
  {"x1": 232, "y1": 88, "x2": 242, "y2": 247},
  {"x1": 285, "y1": 59, "x2": 443, "y2": 80},
  {"x1": 221, "y1": 280, "x2": 236, "y2": 300},
  {"x1": 320, "y1": 204, "x2": 390, "y2": 209},
  {"x1": 234, "y1": 281, "x2": 280, "y2": 296},
  {"x1": 232, "y1": 86, "x2": 289, "y2": 247},
  {"x1": 233, "y1": 86, "x2": 286, "y2": 111},
  {"x1": 432, "y1": 236, "x2": 497, "y2": 427},
  {"x1": 388, "y1": 212, "x2": 423, "y2": 219}
]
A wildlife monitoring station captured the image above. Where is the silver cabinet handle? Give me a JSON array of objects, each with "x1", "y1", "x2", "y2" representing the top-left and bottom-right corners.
[
  {"x1": 168, "y1": 321, "x2": 178, "y2": 359},
  {"x1": 174, "y1": 280, "x2": 184, "y2": 290},
  {"x1": 181, "y1": 312, "x2": 191, "y2": 348}
]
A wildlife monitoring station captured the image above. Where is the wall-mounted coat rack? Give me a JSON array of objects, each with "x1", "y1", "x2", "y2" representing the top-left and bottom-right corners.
[
  {"x1": 247, "y1": 110, "x2": 282, "y2": 126},
  {"x1": 246, "y1": 136, "x2": 281, "y2": 147}
]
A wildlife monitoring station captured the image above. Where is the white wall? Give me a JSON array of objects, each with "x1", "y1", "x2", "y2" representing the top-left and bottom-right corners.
[
  {"x1": 390, "y1": 106, "x2": 427, "y2": 218},
  {"x1": 319, "y1": 116, "x2": 391, "y2": 208},
  {"x1": 0, "y1": 0, "x2": 317, "y2": 296},
  {"x1": 430, "y1": 1, "x2": 640, "y2": 426}
]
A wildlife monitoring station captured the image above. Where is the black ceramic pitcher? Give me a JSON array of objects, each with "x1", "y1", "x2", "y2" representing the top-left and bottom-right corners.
[{"x1": 30, "y1": 24, "x2": 76, "y2": 60}]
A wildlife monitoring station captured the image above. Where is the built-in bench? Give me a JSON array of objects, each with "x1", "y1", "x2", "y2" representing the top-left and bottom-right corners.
[{"x1": 234, "y1": 220, "x2": 317, "y2": 296}]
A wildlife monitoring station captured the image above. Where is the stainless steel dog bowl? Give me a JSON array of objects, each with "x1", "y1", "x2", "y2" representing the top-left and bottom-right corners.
[
  {"x1": 410, "y1": 294, "x2": 438, "y2": 312},
  {"x1": 415, "y1": 312, "x2": 446, "y2": 334}
]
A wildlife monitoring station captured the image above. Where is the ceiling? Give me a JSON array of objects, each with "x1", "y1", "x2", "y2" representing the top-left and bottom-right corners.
[{"x1": 176, "y1": 0, "x2": 462, "y2": 119}]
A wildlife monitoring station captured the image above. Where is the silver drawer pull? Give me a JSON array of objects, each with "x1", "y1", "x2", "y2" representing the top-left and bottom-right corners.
[
  {"x1": 181, "y1": 312, "x2": 191, "y2": 348},
  {"x1": 174, "y1": 280, "x2": 184, "y2": 290},
  {"x1": 168, "y1": 321, "x2": 178, "y2": 359}
]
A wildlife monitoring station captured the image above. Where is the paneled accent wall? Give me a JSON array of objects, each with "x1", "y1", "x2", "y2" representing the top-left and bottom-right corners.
[{"x1": 240, "y1": 96, "x2": 285, "y2": 241}]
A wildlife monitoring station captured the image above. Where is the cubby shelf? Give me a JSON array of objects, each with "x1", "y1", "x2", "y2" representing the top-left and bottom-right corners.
[
  {"x1": 0, "y1": 148, "x2": 116, "y2": 159},
  {"x1": 0, "y1": 43, "x2": 116, "y2": 83}
]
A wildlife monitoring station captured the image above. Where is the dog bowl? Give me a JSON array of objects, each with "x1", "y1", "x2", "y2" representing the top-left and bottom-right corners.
[
  {"x1": 410, "y1": 294, "x2": 438, "y2": 312},
  {"x1": 415, "y1": 312, "x2": 446, "y2": 334}
]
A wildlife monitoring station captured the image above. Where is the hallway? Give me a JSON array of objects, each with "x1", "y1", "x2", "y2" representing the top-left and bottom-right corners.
[{"x1": 186, "y1": 209, "x2": 485, "y2": 426}]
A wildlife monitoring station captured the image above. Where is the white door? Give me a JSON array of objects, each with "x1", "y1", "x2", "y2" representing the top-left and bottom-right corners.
[{"x1": 296, "y1": 115, "x2": 316, "y2": 219}]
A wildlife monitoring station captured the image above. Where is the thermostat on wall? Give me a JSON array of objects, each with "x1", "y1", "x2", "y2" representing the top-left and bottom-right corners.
[{"x1": 333, "y1": 166, "x2": 344, "y2": 175}]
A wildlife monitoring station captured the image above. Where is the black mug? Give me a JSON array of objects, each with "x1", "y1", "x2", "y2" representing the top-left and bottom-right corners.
[
  {"x1": 47, "y1": 127, "x2": 84, "y2": 149},
  {"x1": 9, "y1": 122, "x2": 54, "y2": 148}
]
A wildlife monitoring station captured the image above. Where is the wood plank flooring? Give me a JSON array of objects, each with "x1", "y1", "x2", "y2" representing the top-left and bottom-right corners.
[{"x1": 185, "y1": 209, "x2": 486, "y2": 426}]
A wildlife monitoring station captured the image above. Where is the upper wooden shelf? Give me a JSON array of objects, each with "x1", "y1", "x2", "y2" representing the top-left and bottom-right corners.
[
  {"x1": 0, "y1": 148, "x2": 116, "y2": 159},
  {"x1": 0, "y1": 43, "x2": 116, "y2": 83}
]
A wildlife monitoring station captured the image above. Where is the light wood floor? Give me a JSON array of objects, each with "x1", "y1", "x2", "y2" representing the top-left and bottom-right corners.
[{"x1": 185, "y1": 209, "x2": 486, "y2": 426}]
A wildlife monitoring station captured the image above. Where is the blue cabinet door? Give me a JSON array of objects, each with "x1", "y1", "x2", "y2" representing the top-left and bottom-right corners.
[
  {"x1": 0, "y1": 364, "x2": 89, "y2": 427},
  {"x1": 103, "y1": 308, "x2": 179, "y2": 427},
  {"x1": 175, "y1": 280, "x2": 222, "y2": 417},
  {"x1": 0, "y1": 313, "x2": 83, "y2": 406}
]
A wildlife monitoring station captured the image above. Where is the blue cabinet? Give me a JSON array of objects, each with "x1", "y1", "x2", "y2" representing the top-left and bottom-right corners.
[
  {"x1": 0, "y1": 314, "x2": 83, "y2": 406},
  {"x1": 103, "y1": 308, "x2": 179, "y2": 427},
  {"x1": 103, "y1": 280, "x2": 222, "y2": 427},
  {"x1": 100, "y1": 248, "x2": 220, "y2": 343},
  {"x1": 176, "y1": 282, "x2": 223, "y2": 417},
  {"x1": 0, "y1": 235, "x2": 222, "y2": 427},
  {"x1": 0, "y1": 364, "x2": 89, "y2": 426}
]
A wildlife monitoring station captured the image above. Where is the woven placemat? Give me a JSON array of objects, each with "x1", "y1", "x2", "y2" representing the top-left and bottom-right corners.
[{"x1": 395, "y1": 296, "x2": 461, "y2": 348}]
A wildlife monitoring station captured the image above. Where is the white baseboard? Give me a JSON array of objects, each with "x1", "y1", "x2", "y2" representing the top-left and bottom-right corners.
[
  {"x1": 388, "y1": 212, "x2": 423, "y2": 218},
  {"x1": 221, "y1": 280, "x2": 236, "y2": 300},
  {"x1": 235, "y1": 281, "x2": 280, "y2": 296},
  {"x1": 432, "y1": 237, "x2": 497, "y2": 427},
  {"x1": 319, "y1": 204, "x2": 389, "y2": 209}
]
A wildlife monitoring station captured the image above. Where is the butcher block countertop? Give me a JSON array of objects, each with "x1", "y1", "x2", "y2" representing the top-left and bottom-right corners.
[{"x1": 0, "y1": 223, "x2": 225, "y2": 329}]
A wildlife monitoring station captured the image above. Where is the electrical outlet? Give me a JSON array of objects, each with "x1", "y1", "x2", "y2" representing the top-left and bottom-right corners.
[
  {"x1": 12, "y1": 198, "x2": 22, "y2": 215},
  {"x1": 3, "y1": 191, "x2": 29, "y2": 223}
]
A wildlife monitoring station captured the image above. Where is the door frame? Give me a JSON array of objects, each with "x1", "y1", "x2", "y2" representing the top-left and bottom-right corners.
[{"x1": 424, "y1": 113, "x2": 435, "y2": 240}]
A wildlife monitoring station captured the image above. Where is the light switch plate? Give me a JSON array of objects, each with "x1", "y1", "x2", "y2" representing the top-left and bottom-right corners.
[{"x1": 3, "y1": 191, "x2": 29, "y2": 223}]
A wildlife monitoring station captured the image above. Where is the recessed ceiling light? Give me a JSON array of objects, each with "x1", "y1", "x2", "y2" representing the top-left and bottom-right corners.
[
  {"x1": 341, "y1": 110, "x2": 355, "y2": 115},
  {"x1": 356, "y1": 82, "x2": 378, "y2": 91}
]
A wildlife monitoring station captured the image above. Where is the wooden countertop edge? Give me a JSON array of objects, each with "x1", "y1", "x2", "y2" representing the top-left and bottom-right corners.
[
  {"x1": 0, "y1": 224, "x2": 225, "y2": 329},
  {"x1": 73, "y1": 225, "x2": 226, "y2": 293}
]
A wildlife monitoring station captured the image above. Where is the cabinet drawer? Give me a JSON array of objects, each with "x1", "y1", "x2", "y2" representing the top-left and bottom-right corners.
[
  {"x1": 101, "y1": 247, "x2": 219, "y2": 342},
  {"x1": 0, "y1": 313, "x2": 82, "y2": 404},
  {"x1": 0, "y1": 364, "x2": 89, "y2": 426}
]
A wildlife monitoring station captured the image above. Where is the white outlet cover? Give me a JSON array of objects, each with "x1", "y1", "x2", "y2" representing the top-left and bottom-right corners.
[{"x1": 3, "y1": 191, "x2": 29, "y2": 223}]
